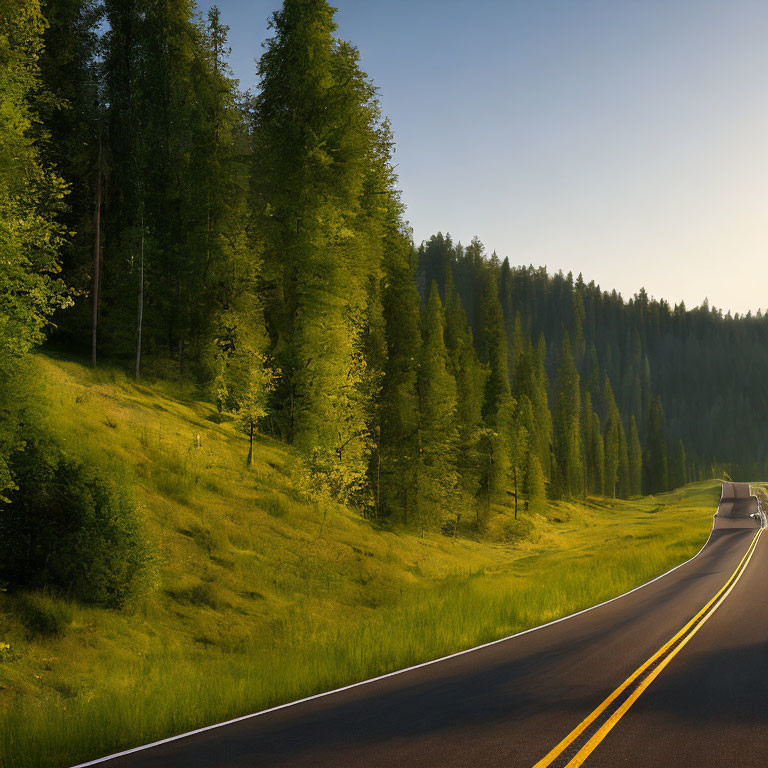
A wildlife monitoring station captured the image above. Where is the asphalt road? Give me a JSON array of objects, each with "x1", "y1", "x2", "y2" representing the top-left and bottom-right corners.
[{"x1": 82, "y1": 483, "x2": 765, "y2": 768}]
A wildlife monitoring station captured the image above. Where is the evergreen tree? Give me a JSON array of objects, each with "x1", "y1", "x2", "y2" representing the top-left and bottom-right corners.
[
  {"x1": 254, "y1": 0, "x2": 382, "y2": 498},
  {"x1": 379, "y1": 239, "x2": 420, "y2": 523},
  {"x1": 532, "y1": 334, "x2": 553, "y2": 478},
  {"x1": 477, "y1": 262, "x2": 510, "y2": 424},
  {"x1": 669, "y1": 438, "x2": 688, "y2": 489},
  {"x1": 603, "y1": 377, "x2": 620, "y2": 497},
  {"x1": 36, "y1": 0, "x2": 102, "y2": 355},
  {"x1": 645, "y1": 397, "x2": 669, "y2": 494},
  {"x1": 444, "y1": 268, "x2": 486, "y2": 511},
  {"x1": 617, "y1": 418, "x2": 630, "y2": 498},
  {"x1": 591, "y1": 412, "x2": 606, "y2": 495},
  {"x1": 510, "y1": 394, "x2": 533, "y2": 519},
  {"x1": 526, "y1": 452, "x2": 547, "y2": 516},
  {"x1": 414, "y1": 283, "x2": 459, "y2": 532},
  {"x1": 583, "y1": 393, "x2": 605, "y2": 495},
  {"x1": 475, "y1": 261, "x2": 513, "y2": 524},
  {"x1": 629, "y1": 415, "x2": 643, "y2": 496},
  {"x1": 553, "y1": 334, "x2": 583, "y2": 498}
]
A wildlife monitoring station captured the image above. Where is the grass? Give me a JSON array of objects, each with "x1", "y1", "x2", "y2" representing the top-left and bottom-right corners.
[{"x1": 0, "y1": 354, "x2": 720, "y2": 768}]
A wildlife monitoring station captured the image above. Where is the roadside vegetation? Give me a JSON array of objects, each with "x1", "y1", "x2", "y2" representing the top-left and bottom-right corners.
[
  {"x1": 0, "y1": 3, "x2": 735, "y2": 767},
  {"x1": 0, "y1": 356, "x2": 718, "y2": 768}
]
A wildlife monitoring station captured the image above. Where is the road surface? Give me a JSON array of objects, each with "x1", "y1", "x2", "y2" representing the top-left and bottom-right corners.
[{"x1": 77, "y1": 483, "x2": 766, "y2": 768}]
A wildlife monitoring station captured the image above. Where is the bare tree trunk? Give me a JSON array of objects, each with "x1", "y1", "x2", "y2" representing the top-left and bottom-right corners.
[
  {"x1": 514, "y1": 466, "x2": 518, "y2": 520},
  {"x1": 375, "y1": 427, "x2": 381, "y2": 523},
  {"x1": 247, "y1": 420, "x2": 254, "y2": 467},
  {"x1": 91, "y1": 133, "x2": 102, "y2": 368},
  {"x1": 135, "y1": 218, "x2": 144, "y2": 380}
]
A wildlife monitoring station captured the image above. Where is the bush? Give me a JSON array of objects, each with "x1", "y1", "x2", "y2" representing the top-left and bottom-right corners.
[
  {"x1": 0, "y1": 438, "x2": 153, "y2": 608},
  {"x1": 17, "y1": 593, "x2": 73, "y2": 636}
]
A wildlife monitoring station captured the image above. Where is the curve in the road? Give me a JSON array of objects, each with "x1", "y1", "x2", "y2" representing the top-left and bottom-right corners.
[
  {"x1": 535, "y1": 526, "x2": 762, "y2": 767},
  {"x1": 69, "y1": 482, "x2": 765, "y2": 768}
]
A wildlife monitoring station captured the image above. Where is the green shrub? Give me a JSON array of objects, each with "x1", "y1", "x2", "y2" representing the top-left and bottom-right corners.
[
  {"x1": 0, "y1": 438, "x2": 153, "y2": 608},
  {"x1": 17, "y1": 593, "x2": 73, "y2": 636}
]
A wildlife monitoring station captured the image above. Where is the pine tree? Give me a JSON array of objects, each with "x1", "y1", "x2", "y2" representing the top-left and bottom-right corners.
[
  {"x1": 591, "y1": 412, "x2": 606, "y2": 495},
  {"x1": 444, "y1": 268, "x2": 486, "y2": 512},
  {"x1": 379, "y1": 239, "x2": 420, "y2": 524},
  {"x1": 510, "y1": 394, "x2": 533, "y2": 518},
  {"x1": 477, "y1": 262, "x2": 510, "y2": 425},
  {"x1": 583, "y1": 393, "x2": 605, "y2": 495},
  {"x1": 36, "y1": 0, "x2": 102, "y2": 356},
  {"x1": 254, "y1": 0, "x2": 382, "y2": 499},
  {"x1": 645, "y1": 396, "x2": 669, "y2": 494},
  {"x1": 669, "y1": 438, "x2": 688, "y2": 489},
  {"x1": 553, "y1": 334, "x2": 583, "y2": 498},
  {"x1": 571, "y1": 290, "x2": 586, "y2": 369},
  {"x1": 414, "y1": 283, "x2": 459, "y2": 532},
  {"x1": 603, "y1": 377, "x2": 620, "y2": 497},
  {"x1": 526, "y1": 451, "x2": 547, "y2": 516},
  {"x1": 533, "y1": 334, "x2": 553, "y2": 478},
  {"x1": 476, "y1": 261, "x2": 513, "y2": 524},
  {"x1": 617, "y1": 418, "x2": 630, "y2": 498},
  {"x1": 629, "y1": 415, "x2": 643, "y2": 496}
]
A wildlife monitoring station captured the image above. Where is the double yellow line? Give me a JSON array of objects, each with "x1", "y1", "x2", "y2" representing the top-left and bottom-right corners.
[{"x1": 534, "y1": 527, "x2": 763, "y2": 768}]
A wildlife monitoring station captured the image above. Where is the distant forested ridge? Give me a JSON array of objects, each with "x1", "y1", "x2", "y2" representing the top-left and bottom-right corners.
[
  {"x1": 2, "y1": 0, "x2": 766, "y2": 545},
  {"x1": 419, "y1": 235, "x2": 768, "y2": 481}
]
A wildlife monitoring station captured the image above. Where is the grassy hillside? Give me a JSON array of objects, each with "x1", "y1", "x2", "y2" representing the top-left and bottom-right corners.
[{"x1": 0, "y1": 356, "x2": 719, "y2": 768}]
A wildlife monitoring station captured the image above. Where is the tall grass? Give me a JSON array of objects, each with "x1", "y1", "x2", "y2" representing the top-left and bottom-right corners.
[
  {"x1": 1, "y1": 523, "x2": 709, "y2": 768},
  {"x1": 0, "y1": 356, "x2": 718, "y2": 768}
]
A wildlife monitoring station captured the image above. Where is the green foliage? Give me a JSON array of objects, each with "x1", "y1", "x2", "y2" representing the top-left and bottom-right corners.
[
  {"x1": 0, "y1": 0, "x2": 68, "y2": 495},
  {"x1": 0, "y1": 364, "x2": 716, "y2": 768},
  {"x1": 526, "y1": 452, "x2": 547, "y2": 515},
  {"x1": 584, "y1": 399, "x2": 605, "y2": 496},
  {"x1": 553, "y1": 334, "x2": 583, "y2": 498},
  {"x1": 629, "y1": 415, "x2": 643, "y2": 496},
  {"x1": 379, "y1": 238, "x2": 421, "y2": 524},
  {"x1": 0, "y1": 438, "x2": 152, "y2": 608},
  {"x1": 414, "y1": 283, "x2": 460, "y2": 532},
  {"x1": 617, "y1": 418, "x2": 630, "y2": 498},
  {"x1": 644, "y1": 396, "x2": 669, "y2": 494},
  {"x1": 253, "y1": 0, "x2": 397, "y2": 502},
  {"x1": 669, "y1": 438, "x2": 688, "y2": 490},
  {"x1": 603, "y1": 376, "x2": 620, "y2": 497}
]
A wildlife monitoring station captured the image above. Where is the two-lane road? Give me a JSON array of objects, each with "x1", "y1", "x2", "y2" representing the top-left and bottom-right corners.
[{"x1": 77, "y1": 483, "x2": 766, "y2": 768}]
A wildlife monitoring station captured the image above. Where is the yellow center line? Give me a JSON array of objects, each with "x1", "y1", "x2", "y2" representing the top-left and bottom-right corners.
[{"x1": 533, "y1": 527, "x2": 763, "y2": 768}]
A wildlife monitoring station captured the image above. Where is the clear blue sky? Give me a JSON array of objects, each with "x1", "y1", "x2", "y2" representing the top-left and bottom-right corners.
[{"x1": 198, "y1": 0, "x2": 768, "y2": 314}]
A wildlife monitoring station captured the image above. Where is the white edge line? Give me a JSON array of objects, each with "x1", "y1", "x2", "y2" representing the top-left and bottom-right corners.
[{"x1": 71, "y1": 510, "x2": 725, "y2": 767}]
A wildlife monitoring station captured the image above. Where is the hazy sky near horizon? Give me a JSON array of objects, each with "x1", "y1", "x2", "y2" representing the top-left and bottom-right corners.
[{"x1": 198, "y1": 0, "x2": 768, "y2": 313}]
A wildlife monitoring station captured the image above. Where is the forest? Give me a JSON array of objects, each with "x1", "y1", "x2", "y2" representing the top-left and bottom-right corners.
[{"x1": 2, "y1": 0, "x2": 768, "y2": 600}]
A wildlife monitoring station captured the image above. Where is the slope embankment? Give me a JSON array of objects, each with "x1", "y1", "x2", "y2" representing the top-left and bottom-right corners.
[{"x1": 0, "y1": 355, "x2": 719, "y2": 768}]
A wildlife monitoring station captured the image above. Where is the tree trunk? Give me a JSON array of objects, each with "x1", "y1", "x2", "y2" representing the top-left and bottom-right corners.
[
  {"x1": 91, "y1": 132, "x2": 102, "y2": 368},
  {"x1": 514, "y1": 466, "x2": 518, "y2": 519},
  {"x1": 135, "y1": 218, "x2": 144, "y2": 380},
  {"x1": 375, "y1": 425, "x2": 381, "y2": 522},
  {"x1": 247, "y1": 420, "x2": 254, "y2": 467}
]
